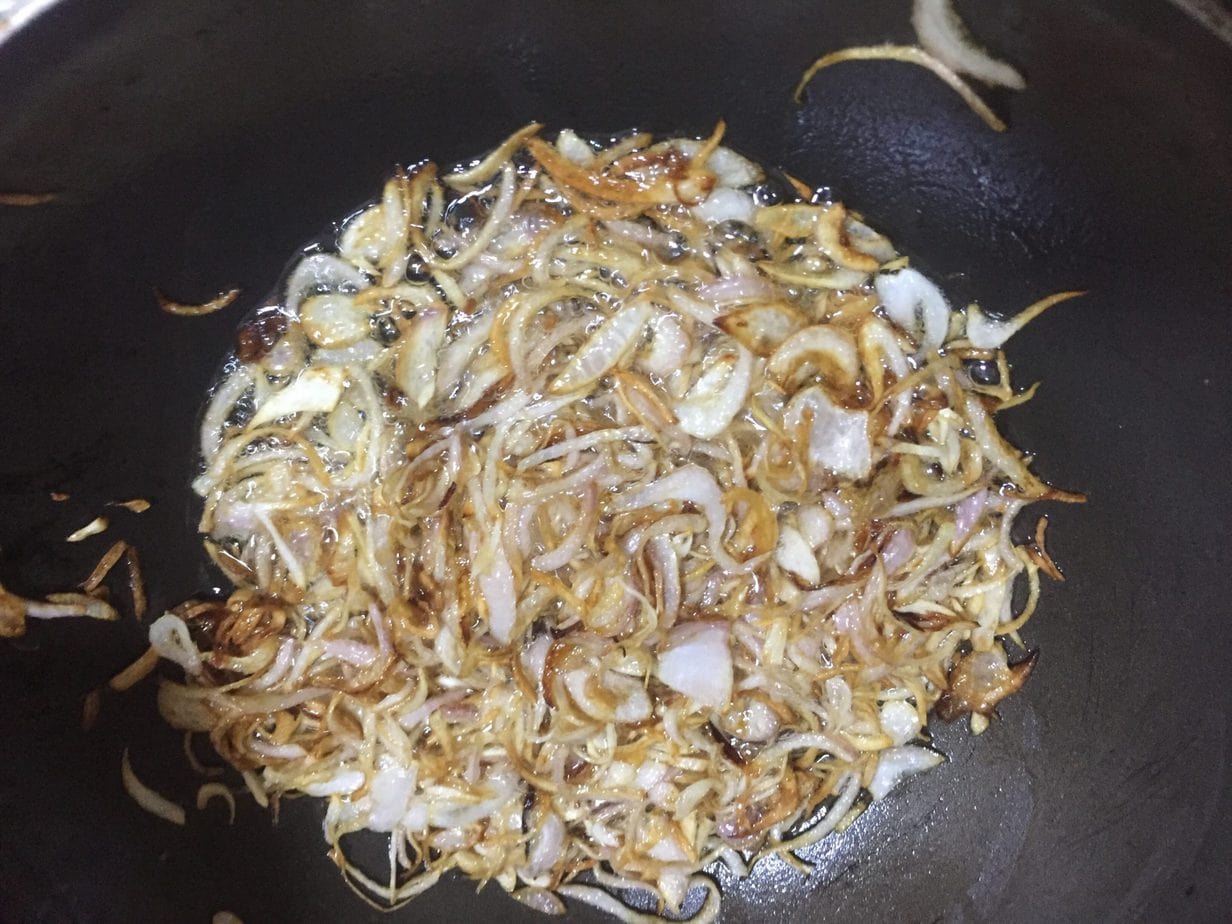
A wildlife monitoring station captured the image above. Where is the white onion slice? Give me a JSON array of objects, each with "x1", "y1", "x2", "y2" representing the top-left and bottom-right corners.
[
  {"x1": 639, "y1": 311, "x2": 691, "y2": 377},
  {"x1": 122, "y1": 748, "x2": 186, "y2": 826},
  {"x1": 691, "y1": 188, "x2": 755, "y2": 225},
  {"x1": 767, "y1": 325, "x2": 860, "y2": 390},
  {"x1": 549, "y1": 300, "x2": 653, "y2": 394},
  {"x1": 149, "y1": 613, "x2": 203, "y2": 677},
  {"x1": 784, "y1": 387, "x2": 872, "y2": 480},
  {"x1": 775, "y1": 525, "x2": 820, "y2": 585},
  {"x1": 250, "y1": 366, "x2": 347, "y2": 427},
  {"x1": 527, "y1": 812, "x2": 567, "y2": 876},
  {"x1": 875, "y1": 268, "x2": 950, "y2": 354},
  {"x1": 285, "y1": 253, "x2": 369, "y2": 314},
  {"x1": 556, "y1": 129, "x2": 595, "y2": 166},
  {"x1": 674, "y1": 343, "x2": 753, "y2": 439},
  {"x1": 868, "y1": 745, "x2": 945, "y2": 799},
  {"x1": 879, "y1": 699, "x2": 922, "y2": 746},
  {"x1": 965, "y1": 291, "x2": 1085, "y2": 349},
  {"x1": 302, "y1": 769, "x2": 365, "y2": 797},
  {"x1": 477, "y1": 538, "x2": 518, "y2": 644},
  {"x1": 912, "y1": 0, "x2": 1026, "y2": 90},
  {"x1": 396, "y1": 307, "x2": 448, "y2": 408},
  {"x1": 656, "y1": 622, "x2": 732, "y2": 710},
  {"x1": 367, "y1": 764, "x2": 417, "y2": 832},
  {"x1": 299, "y1": 293, "x2": 368, "y2": 348}
]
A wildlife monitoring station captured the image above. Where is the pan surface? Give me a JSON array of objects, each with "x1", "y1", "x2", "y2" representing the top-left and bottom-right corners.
[{"x1": 1, "y1": 1, "x2": 1229, "y2": 921}]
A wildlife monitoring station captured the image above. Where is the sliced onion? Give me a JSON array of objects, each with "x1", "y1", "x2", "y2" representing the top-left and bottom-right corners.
[
  {"x1": 513, "y1": 889, "x2": 566, "y2": 916},
  {"x1": 767, "y1": 325, "x2": 860, "y2": 392},
  {"x1": 639, "y1": 311, "x2": 691, "y2": 377},
  {"x1": 656, "y1": 622, "x2": 732, "y2": 710},
  {"x1": 794, "y1": 44, "x2": 1008, "y2": 133},
  {"x1": 395, "y1": 306, "x2": 448, "y2": 408},
  {"x1": 549, "y1": 300, "x2": 653, "y2": 394},
  {"x1": 784, "y1": 387, "x2": 872, "y2": 480},
  {"x1": 715, "y1": 302, "x2": 805, "y2": 357},
  {"x1": 875, "y1": 268, "x2": 950, "y2": 354},
  {"x1": 814, "y1": 204, "x2": 880, "y2": 272},
  {"x1": 285, "y1": 253, "x2": 369, "y2": 314},
  {"x1": 673, "y1": 140, "x2": 763, "y2": 188},
  {"x1": 157, "y1": 288, "x2": 240, "y2": 317},
  {"x1": 149, "y1": 613, "x2": 204, "y2": 677},
  {"x1": 691, "y1": 188, "x2": 755, "y2": 225},
  {"x1": 476, "y1": 538, "x2": 518, "y2": 644},
  {"x1": 965, "y1": 291, "x2": 1085, "y2": 349},
  {"x1": 879, "y1": 528, "x2": 916, "y2": 575},
  {"x1": 674, "y1": 343, "x2": 753, "y2": 439},
  {"x1": 122, "y1": 748, "x2": 186, "y2": 825},
  {"x1": 556, "y1": 129, "x2": 595, "y2": 166},
  {"x1": 953, "y1": 489, "x2": 989, "y2": 546},
  {"x1": 249, "y1": 365, "x2": 347, "y2": 427},
  {"x1": 366, "y1": 764, "x2": 417, "y2": 832},
  {"x1": 196, "y1": 782, "x2": 237, "y2": 824},
  {"x1": 302, "y1": 769, "x2": 366, "y2": 797},
  {"x1": 912, "y1": 0, "x2": 1026, "y2": 90},
  {"x1": 879, "y1": 700, "x2": 922, "y2": 746},
  {"x1": 697, "y1": 275, "x2": 775, "y2": 306},
  {"x1": 617, "y1": 465, "x2": 740, "y2": 572},
  {"x1": 66, "y1": 516, "x2": 109, "y2": 543},
  {"x1": 299, "y1": 293, "x2": 369, "y2": 348},
  {"x1": 868, "y1": 745, "x2": 945, "y2": 800},
  {"x1": 775, "y1": 525, "x2": 820, "y2": 585}
]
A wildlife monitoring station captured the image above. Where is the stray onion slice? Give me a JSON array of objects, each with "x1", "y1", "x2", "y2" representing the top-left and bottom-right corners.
[
  {"x1": 197, "y1": 782, "x2": 238, "y2": 825},
  {"x1": 868, "y1": 745, "x2": 945, "y2": 799},
  {"x1": 109, "y1": 498, "x2": 151, "y2": 513},
  {"x1": 794, "y1": 44, "x2": 1007, "y2": 133},
  {"x1": 965, "y1": 291, "x2": 1085, "y2": 349},
  {"x1": 935, "y1": 646, "x2": 1037, "y2": 720},
  {"x1": 125, "y1": 545, "x2": 148, "y2": 620},
  {"x1": 43, "y1": 592, "x2": 119, "y2": 623},
  {"x1": 0, "y1": 191, "x2": 58, "y2": 205},
  {"x1": 66, "y1": 516, "x2": 109, "y2": 543},
  {"x1": 122, "y1": 748, "x2": 187, "y2": 826},
  {"x1": 157, "y1": 287, "x2": 241, "y2": 317},
  {"x1": 109, "y1": 646, "x2": 160, "y2": 692},
  {"x1": 81, "y1": 540, "x2": 128, "y2": 592},
  {"x1": 912, "y1": 0, "x2": 1026, "y2": 90}
]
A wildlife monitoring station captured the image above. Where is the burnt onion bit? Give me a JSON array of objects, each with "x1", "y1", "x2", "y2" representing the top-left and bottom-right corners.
[
  {"x1": 236, "y1": 309, "x2": 290, "y2": 363},
  {"x1": 935, "y1": 646, "x2": 1039, "y2": 721}
]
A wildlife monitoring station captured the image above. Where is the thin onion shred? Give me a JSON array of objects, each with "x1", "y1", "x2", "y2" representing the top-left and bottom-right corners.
[
  {"x1": 157, "y1": 288, "x2": 241, "y2": 317},
  {"x1": 794, "y1": 44, "x2": 1008, "y2": 132},
  {"x1": 122, "y1": 748, "x2": 187, "y2": 826}
]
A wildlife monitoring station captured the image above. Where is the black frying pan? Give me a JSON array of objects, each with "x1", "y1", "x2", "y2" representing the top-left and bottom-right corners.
[{"x1": 1, "y1": 1, "x2": 1230, "y2": 921}]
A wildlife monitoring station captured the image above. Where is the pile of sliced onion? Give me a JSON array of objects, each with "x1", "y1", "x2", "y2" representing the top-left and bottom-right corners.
[{"x1": 157, "y1": 123, "x2": 1078, "y2": 919}]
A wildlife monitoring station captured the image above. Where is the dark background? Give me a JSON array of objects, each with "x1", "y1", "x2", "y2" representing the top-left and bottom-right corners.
[{"x1": 0, "y1": 1, "x2": 1229, "y2": 922}]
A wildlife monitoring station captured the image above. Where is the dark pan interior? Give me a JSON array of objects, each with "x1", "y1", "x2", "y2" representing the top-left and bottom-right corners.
[{"x1": 1, "y1": 1, "x2": 1230, "y2": 921}]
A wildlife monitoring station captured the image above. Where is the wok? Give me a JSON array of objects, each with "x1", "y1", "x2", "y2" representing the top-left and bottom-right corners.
[{"x1": 1, "y1": 1, "x2": 1229, "y2": 921}]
